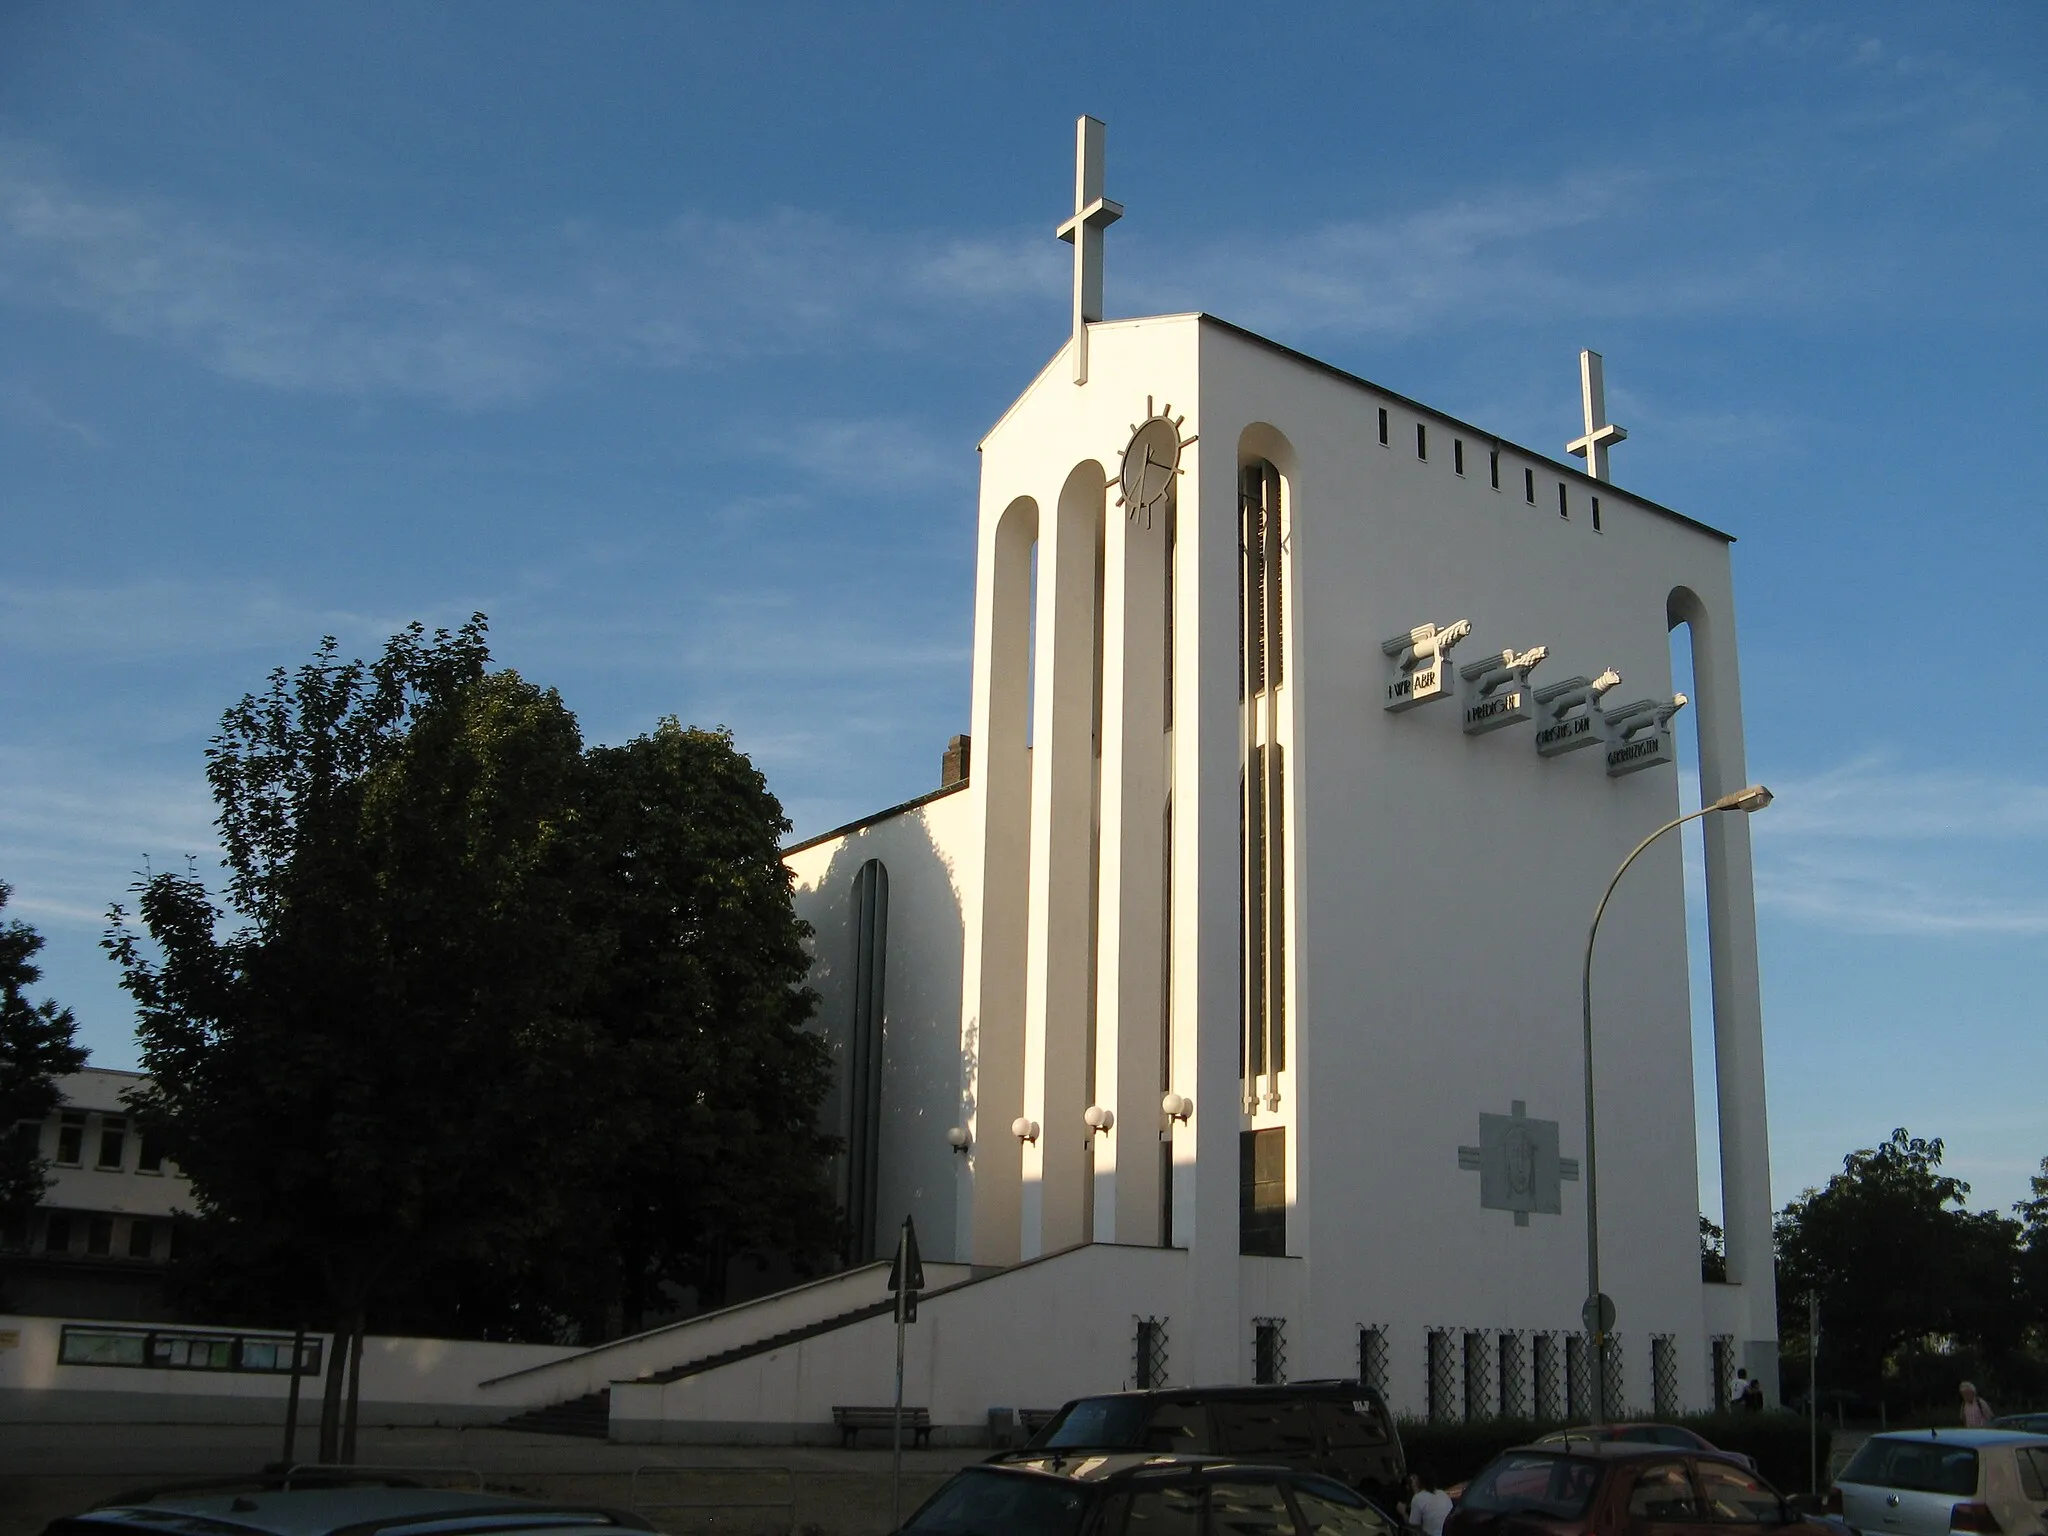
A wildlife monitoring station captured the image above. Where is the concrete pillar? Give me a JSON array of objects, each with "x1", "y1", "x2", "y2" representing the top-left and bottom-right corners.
[
  {"x1": 1020, "y1": 463, "x2": 1105, "y2": 1258},
  {"x1": 1176, "y1": 433, "x2": 1244, "y2": 1384},
  {"x1": 1093, "y1": 500, "x2": 1170, "y2": 1244},
  {"x1": 1670, "y1": 583, "x2": 1780, "y2": 1400},
  {"x1": 959, "y1": 496, "x2": 1036, "y2": 1267}
]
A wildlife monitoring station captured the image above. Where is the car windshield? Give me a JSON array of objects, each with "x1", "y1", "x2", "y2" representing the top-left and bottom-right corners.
[
  {"x1": 1462, "y1": 1454, "x2": 1604, "y2": 1519},
  {"x1": 1839, "y1": 1440, "x2": 1978, "y2": 1497},
  {"x1": 1039, "y1": 1397, "x2": 1155, "y2": 1448},
  {"x1": 902, "y1": 1469, "x2": 1093, "y2": 1536}
]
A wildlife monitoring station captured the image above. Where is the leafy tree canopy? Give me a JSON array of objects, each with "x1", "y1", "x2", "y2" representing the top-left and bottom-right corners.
[
  {"x1": 1774, "y1": 1127, "x2": 2023, "y2": 1400},
  {"x1": 0, "y1": 882, "x2": 88, "y2": 1231},
  {"x1": 107, "y1": 618, "x2": 837, "y2": 1355}
]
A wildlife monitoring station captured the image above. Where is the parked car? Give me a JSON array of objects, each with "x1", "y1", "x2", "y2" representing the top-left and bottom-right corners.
[
  {"x1": 42, "y1": 1483, "x2": 656, "y2": 1536},
  {"x1": 1013, "y1": 1381, "x2": 1405, "y2": 1504},
  {"x1": 1532, "y1": 1424, "x2": 1758, "y2": 1472},
  {"x1": 1992, "y1": 1413, "x2": 2048, "y2": 1436},
  {"x1": 901, "y1": 1452, "x2": 1397, "y2": 1536},
  {"x1": 1826, "y1": 1428, "x2": 2048, "y2": 1536},
  {"x1": 1445, "y1": 1443, "x2": 1831, "y2": 1536}
]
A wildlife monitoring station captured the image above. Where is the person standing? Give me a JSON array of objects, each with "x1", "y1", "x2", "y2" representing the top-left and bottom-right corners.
[
  {"x1": 1960, "y1": 1381, "x2": 1994, "y2": 1427},
  {"x1": 1408, "y1": 1474, "x2": 1454, "y2": 1536},
  {"x1": 1743, "y1": 1372, "x2": 1765, "y2": 1412}
]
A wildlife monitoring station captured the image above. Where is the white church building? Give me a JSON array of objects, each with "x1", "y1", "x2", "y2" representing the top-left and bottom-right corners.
[{"x1": 600, "y1": 120, "x2": 1779, "y2": 1442}]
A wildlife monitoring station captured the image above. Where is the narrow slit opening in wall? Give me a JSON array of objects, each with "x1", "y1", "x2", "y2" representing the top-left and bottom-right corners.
[
  {"x1": 1025, "y1": 537, "x2": 1040, "y2": 749},
  {"x1": 1524, "y1": 468, "x2": 1536, "y2": 504},
  {"x1": 1454, "y1": 439, "x2": 1465, "y2": 476},
  {"x1": 1669, "y1": 619, "x2": 1725, "y2": 1272},
  {"x1": 1416, "y1": 423, "x2": 1428, "y2": 460},
  {"x1": 1489, "y1": 449, "x2": 1500, "y2": 490},
  {"x1": 1592, "y1": 495, "x2": 1602, "y2": 532},
  {"x1": 1558, "y1": 482, "x2": 1569, "y2": 519},
  {"x1": 1378, "y1": 408, "x2": 1389, "y2": 446}
]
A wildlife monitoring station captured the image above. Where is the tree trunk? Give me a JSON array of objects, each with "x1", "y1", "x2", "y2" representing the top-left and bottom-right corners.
[
  {"x1": 317, "y1": 1309, "x2": 347, "y2": 1462},
  {"x1": 340, "y1": 1308, "x2": 366, "y2": 1464}
]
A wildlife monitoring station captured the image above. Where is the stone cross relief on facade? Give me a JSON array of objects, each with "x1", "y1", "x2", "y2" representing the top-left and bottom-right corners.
[{"x1": 1458, "y1": 1100, "x2": 1582, "y2": 1227}]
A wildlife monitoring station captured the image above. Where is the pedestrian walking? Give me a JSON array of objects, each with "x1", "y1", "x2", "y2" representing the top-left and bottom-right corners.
[{"x1": 1960, "y1": 1381, "x2": 1994, "y2": 1427}]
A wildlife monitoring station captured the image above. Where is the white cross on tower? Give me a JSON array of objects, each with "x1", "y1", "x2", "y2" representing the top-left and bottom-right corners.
[
  {"x1": 1566, "y1": 349, "x2": 1629, "y2": 483},
  {"x1": 1056, "y1": 115, "x2": 1122, "y2": 386}
]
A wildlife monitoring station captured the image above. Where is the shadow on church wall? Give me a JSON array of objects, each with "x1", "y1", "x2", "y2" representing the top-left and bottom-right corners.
[{"x1": 793, "y1": 797, "x2": 970, "y2": 1266}]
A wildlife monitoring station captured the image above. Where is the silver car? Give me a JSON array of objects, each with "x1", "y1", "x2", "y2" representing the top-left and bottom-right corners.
[{"x1": 1829, "y1": 1429, "x2": 2048, "y2": 1536}]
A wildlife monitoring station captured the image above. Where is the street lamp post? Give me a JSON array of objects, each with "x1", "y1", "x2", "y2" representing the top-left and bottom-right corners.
[{"x1": 1581, "y1": 783, "x2": 1772, "y2": 1425}]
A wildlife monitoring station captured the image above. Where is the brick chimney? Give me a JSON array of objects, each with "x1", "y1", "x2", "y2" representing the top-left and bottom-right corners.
[{"x1": 941, "y1": 733, "x2": 971, "y2": 788}]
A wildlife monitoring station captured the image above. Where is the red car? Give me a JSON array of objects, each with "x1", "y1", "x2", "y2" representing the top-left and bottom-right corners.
[
  {"x1": 1532, "y1": 1424, "x2": 1758, "y2": 1473},
  {"x1": 1446, "y1": 1444, "x2": 1824, "y2": 1536}
]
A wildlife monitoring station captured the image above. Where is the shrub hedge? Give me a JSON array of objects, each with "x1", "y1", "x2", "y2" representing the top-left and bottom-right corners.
[{"x1": 1394, "y1": 1413, "x2": 1831, "y2": 1496}]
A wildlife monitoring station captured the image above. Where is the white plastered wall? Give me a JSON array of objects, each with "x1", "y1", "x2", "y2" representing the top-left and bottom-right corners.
[{"x1": 786, "y1": 787, "x2": 978, "y2": 1265}]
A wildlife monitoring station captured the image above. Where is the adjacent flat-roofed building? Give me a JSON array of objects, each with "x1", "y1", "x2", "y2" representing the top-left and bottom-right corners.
[{"x1": 4, "y1": 1067, "x2": 189, "y2": 1321}]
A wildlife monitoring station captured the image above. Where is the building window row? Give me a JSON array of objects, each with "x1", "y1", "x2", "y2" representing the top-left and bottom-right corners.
[
  {"x1": 43, "y1": 1109, "x2": 168, "y2": 1175},
  {"x1": 32, "y1": 1209, "x2": 174, "y2": 1262},
  {"x1": 1377, "y1": 402, "x2": 1607, "y2": 533}
]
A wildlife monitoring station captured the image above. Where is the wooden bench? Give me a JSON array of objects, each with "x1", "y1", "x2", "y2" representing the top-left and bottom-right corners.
[{"x1": 833, "y1": 1404, "x2": 933, "y2": 1448}]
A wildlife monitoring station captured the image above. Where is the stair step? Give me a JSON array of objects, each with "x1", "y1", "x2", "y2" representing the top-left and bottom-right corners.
[{"x1": 502, "y1": 1387, "x2": 611, "y2": 1439}]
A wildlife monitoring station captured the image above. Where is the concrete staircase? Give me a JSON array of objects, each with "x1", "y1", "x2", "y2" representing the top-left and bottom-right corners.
[
  {"x1": 503, "y1": 1387, "x2": 611, "y2": 1439},
  {"x1": 480, "y1": 1259, "x2": 973, "y2": 1439}
]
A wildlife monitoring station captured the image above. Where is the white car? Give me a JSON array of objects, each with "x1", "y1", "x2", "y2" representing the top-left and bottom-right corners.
[{"x1": 1828, "y1": 1429, "x2": 2048, "y2": 1536}]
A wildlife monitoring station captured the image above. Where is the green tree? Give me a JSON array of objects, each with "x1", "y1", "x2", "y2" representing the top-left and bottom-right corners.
[
  {"x1": 106, "y1": 619, "x2": 842, "y2": 1448},
  {"x1": 0, "y1": 882, "x2": 89, "y2": 1236},
  {"x1": 572, "y1": 720, "x2": 840, "y2": 1332},
  {"x1": 2018, "y1": 1157, "x2": 2048, "y2": 1349},
  {"x1": 1775, "y1": 1128, "x2": 2022, "y2": 1404},
  {"x1": 108, "y1": 618, "x2": 596, "y2": 1459},
  {"x1": 1700, "y1": 1213, "x2": 1728, "y2": 1282}
]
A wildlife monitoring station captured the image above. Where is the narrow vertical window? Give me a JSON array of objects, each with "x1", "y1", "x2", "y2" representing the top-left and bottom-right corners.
[
  {"x1": 1426, "y1": 1330, "x2": 1454, "y2": 1423},
  {"x1": 1377, "y1": 408, "x2": 1389, "y2": 446},
  {"x1": 1558, "y1": 482, "x2": 1569, "y2": 519},
  {"x1": 1135, "y1": 1317, "x2": 1169, "y2": 1388},
  {"x1": 846, "y1": 860, "x2": 889, "y2": 1264},
  {"x1": 1453, "y1": 439, "x2": 1465, "y2": 476},
  {"x1": 1591, "y1": 495, "x2": 1602, "y2": 532},
  {"x1": 1489, "y1": 449, "x2": 1501, "y2": 490},
  {"x1": 97, "y1": 1116, "x2": 127, "y2": 1170},
  {"x1": 56, "y1": 1112, "x2": 84, "y2": 1166},
  {"x1": 1239, "y1": 462, "x2": 1285, "y2": 1109},
  {"x1": 1253, "y1": 1317, "x2": 1287, "y2": 1384},
  {"x1": 1358, "y1": 1326, "x2": 1390, "y2": 1394},
  {"x1": 1651, "y1": 1335, "x2": 1679, "y2": 1416},
  {"x1": 1535, "y1": 1333, "x2": 1562, "y2": 1419},
  {"x1": 128, "y1": 1221, "x2": 154, "y2": 1259},
  {"x1": 1239, "y1": 1127, "x2": 1286, "y2": 1256},
  {"x1": 1415, "y1": 423, "x2": 1428, "y2": 461},
  {"x1": 1462, "y1": 1330, "x2": 1494, "y2": 1421},
  {"x1": 1524, "y1": 468, "x2": 1536, "y2": 504}
]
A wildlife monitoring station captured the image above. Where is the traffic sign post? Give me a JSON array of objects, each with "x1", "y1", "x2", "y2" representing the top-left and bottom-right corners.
[
  {"x1": 888, "y1": 1216, "x2": 923, "y2": 1530},
  {"x1": 1582, "y1": 1293, "x2": 1616, "y2": 1424}
]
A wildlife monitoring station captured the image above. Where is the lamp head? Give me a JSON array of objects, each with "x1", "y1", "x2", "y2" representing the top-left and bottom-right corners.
[
  {"x1": 1160, "y1": 1092, "x2": 1192, "y2": 1123},
  {"x1": 1084, "y1": 1105, "x2": 1115, "y2": 1133},
  {"x1": 946, "y1": 1126, "x2": 971, "y2": 1152},
  {"x1": 1713, "y1": 784, "x2": 1774, "y2": 814},
  {"x1": 1011, "y1": 1116, "x2": 1040, "y2": 1144}
]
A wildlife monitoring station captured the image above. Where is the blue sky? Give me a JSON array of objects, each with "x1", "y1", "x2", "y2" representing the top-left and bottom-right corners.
[{"x1": 3, "y1": 2, "x2": 2043, "y2": 1221}]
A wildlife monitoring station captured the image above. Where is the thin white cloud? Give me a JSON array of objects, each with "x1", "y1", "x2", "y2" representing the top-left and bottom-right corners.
[
  {"x1": 0, "y1": 575, "x2": 420, "y2": 663},
  {"x1": 1752, "y1": 754, "x2": 2048, "y2": 936},
  {"x1": 0, "y1": 134, "x2": 1891, "y2": 413}
]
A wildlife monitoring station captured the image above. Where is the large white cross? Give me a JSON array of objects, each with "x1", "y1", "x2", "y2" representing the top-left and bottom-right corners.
[
  {"x1": 1566, "y1": 349, "x2": 1628, "y2": 483},
  {"x1": 1056, "y1": 115, "x2": 1122, "y2": 386}
]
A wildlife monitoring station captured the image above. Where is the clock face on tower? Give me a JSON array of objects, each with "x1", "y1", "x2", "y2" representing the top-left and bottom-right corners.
[{"x1": 1117, "y1": 399, "x2": 1196, "y2": 527}]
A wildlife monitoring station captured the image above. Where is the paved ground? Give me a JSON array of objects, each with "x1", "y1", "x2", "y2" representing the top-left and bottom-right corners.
[{"x1": 0, "y1": 1423, "x2": 987, "y2": 1536}]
